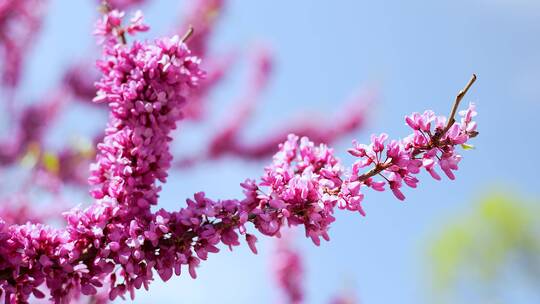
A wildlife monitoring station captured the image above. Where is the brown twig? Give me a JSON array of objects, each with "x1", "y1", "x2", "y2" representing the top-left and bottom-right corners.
[
  {"x1": 181, "y1": 25, "x2": 194, "y2": 43},
  {"x1": 117, "y1": 29, "x2": 127, "y2": 45},
  {"x1": 443, "y1": 74, "x2": 477, "y2": 134}
]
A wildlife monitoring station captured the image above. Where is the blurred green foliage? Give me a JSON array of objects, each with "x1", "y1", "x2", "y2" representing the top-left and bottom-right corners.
[{"x1": 428, "y1": 192, "x2": 540, "y2": 303}]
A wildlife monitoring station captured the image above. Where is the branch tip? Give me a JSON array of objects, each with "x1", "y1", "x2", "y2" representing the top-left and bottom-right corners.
[
  {"x1": 181, "y1": 25, "x2": 194, "y2": 43},
  {"x1": 444, "y1": 74, "x2": 477, "y2": 132}
]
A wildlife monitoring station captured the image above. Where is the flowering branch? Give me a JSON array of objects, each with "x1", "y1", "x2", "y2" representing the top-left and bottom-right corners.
[
  {"x1": 356, "y1": 74, "x2": 477, "y2": 184},
  {"x1": 0, "y1": 8, "x2": 478, "y2": 304},
  {"x1": 0, "y1": 0, "x2": 47, "y2": 91}
]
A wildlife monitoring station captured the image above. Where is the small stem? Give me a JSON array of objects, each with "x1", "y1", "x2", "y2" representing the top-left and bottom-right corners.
[
  {"x1": 181, "y1": 25, "x2": 194, "y2": 43},
  {"x1": 443, "y1": 74, "x2": 477, "y2": 133},
  {"x1": 118, "y1": 29, "x2": 127, "y2": 45},
  {"x1": 378, "y1": 173, "x2": 391, "y2": 183},
  {"x1": 98, "y1": 1, "x2": 127, "y2": 45},
  {"x1": 358, "y1": 161, "x2": 392, "y2": 182},
  {"x1": 98, "y1": 1, "x2": 111, "y2": 13}
]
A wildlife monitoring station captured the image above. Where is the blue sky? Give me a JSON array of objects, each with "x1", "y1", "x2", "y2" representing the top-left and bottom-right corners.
[{"x1": 18, "y1": 0, "x2": 540, "y2": 303}]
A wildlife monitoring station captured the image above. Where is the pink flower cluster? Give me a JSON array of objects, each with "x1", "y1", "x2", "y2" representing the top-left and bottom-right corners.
[
  {"x1": 274, "y1": 237, "x2": 304, "y2": 304},
  {"x1": 89, "y1": 10, "x2": 203, "y2": 219},
  {"x1": 0, "y1": 10, "x2": 202, "y2": 303},
  {"x1": 254, "y1": 135, "x2": 343, "y2": 244},
  {"x1": 344, "y1": 103, "x2": 478, "y2": 209},
  {"x1": 0, "y1": 0, "x2": 46, "y2": 90},
  {"x1": 0, "y1": 7, "x2": 478, "y2": 304}
]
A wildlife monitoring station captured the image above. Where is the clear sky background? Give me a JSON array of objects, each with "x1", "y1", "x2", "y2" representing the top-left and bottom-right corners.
[{"x1": 18, "y1": 0, "x2": 540, "y2": 303}]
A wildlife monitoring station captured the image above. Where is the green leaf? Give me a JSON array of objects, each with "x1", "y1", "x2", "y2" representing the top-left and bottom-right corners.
[{"x1": 461, "y1": 143, "x2": 475, "y2": 150}]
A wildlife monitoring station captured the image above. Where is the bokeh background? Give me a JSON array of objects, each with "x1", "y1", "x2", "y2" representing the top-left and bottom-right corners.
[{"x1": 9, "y1": 0, "x2": 540, "y2": 303}]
